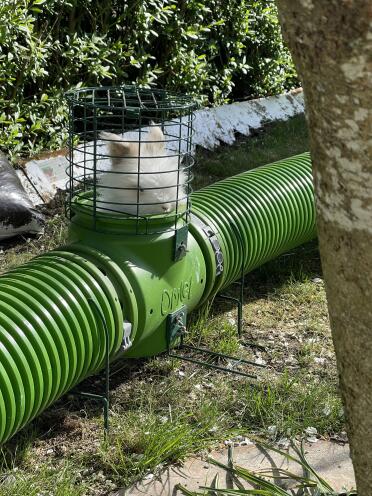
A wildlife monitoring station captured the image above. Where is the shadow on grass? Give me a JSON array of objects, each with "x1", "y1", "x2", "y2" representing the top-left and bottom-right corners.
[{"x1": 221, "y1": 240, "x2": 320, "y2": 306}]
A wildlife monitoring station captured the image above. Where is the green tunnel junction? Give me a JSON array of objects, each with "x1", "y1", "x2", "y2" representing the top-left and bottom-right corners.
[{"x1": 0, "y1": 150, "x2": 316, "y2": 444}]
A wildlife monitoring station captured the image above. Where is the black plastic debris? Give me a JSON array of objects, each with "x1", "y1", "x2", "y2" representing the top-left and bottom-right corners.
[{"x1": 0, "y1": 152, "x2": 44, "y2": 241}]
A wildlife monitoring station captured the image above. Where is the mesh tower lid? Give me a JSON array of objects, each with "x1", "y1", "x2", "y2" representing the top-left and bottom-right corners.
[{"x1": 66, "y1": 86, "x2": 197, "y2": 235}]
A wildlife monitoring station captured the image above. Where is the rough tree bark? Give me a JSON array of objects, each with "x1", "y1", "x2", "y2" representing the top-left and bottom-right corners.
[{"x1": 275, "y1": 1, "x2": 372, "y2": 493}]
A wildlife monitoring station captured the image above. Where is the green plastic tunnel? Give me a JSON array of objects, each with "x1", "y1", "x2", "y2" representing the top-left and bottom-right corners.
[
  {"x1": 192, "y1": 152, "x2": 316, "y2": 292},
  {"x1": 0, "y1": 152, "x2": 316, "y2": 444}
]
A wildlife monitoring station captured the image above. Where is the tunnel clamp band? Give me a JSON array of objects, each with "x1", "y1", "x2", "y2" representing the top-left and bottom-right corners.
[{"x1": 191, "y1": 214, "x2": 224, "y2": 276}]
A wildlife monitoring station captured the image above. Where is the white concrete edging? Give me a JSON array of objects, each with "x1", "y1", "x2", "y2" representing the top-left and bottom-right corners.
[{"x1": 193, "y1": 88, "x2": 304, "y2": 149}]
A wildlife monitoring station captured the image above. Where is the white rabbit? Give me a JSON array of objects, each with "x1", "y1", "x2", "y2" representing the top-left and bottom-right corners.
[{"x1": 98, "y1": 125, "x2": 187, "y2": 216}]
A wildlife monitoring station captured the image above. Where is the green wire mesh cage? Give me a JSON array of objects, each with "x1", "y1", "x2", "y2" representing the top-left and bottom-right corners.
[{"x1": 65, "y1": 86, "x2": 197, "y2": 234}]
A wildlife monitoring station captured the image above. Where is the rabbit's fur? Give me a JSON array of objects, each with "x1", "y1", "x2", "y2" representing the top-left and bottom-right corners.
[{"x1": 98, "y1": 125, "x2": 186, "y2": 216}]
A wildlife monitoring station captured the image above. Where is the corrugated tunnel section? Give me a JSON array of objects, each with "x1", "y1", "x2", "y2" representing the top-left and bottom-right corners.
[
  {"x1": 0, "y1": 249, "x2": 124, "y2": 444},
  {"x1": 191, "y1": 152, "x2": 316, "y2": 292}
]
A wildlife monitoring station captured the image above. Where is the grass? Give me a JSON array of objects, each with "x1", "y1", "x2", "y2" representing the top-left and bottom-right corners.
[
  {"x1": 0, "y1": 214, "x2": 67, "y2": 274},
  {"x1": 96, "y1": 414, "x2": 210, "y2": 487},
  {"x1": 0, "y1": 114, "x2": 344, "y2": 495},
  {"x1": 241, "y1": 373, "x2": 343, "y2": 436},
  {"x1": 0, "y1": 462, "x2": 87, "y2": 496}
]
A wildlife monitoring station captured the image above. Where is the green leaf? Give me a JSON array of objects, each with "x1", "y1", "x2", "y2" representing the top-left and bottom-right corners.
[
  {"x1": 0, "y1": 0, "x2": 298, "y2": 156},
  {"x1": 185, "y1": 29, "x2": 199, "y2": 39}
]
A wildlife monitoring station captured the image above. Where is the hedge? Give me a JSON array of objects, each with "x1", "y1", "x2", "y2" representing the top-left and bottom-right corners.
[{"x1": 0, "y1": 0, "x2": 298, "y2": 158}]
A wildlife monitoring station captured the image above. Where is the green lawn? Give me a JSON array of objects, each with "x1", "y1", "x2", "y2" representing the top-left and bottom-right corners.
[{"x1": 0, "y1": 114, "x2": 343, "y2": 496}]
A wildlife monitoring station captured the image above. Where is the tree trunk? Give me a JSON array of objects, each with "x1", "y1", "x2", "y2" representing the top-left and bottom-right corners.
[{"x1": 275, "y1": 1, "x2": 372, "y2": 493}]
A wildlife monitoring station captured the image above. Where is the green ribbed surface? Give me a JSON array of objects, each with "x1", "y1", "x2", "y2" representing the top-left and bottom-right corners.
[
  {"x1": 191, "y1": 153, "x2": 316, "y2": 290},
  {"x1": 0, "y1": 249, "x2": 123, "y2": 444}
]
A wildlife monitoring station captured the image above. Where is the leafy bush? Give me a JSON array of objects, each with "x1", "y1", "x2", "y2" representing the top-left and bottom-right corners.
[{"x1": 0, "y1": 0, "x2": 298, "y2": 158}]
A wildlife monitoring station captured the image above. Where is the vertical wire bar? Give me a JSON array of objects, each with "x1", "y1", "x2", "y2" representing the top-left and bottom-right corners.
[
  {"x1": 161, "y1": 91, "x2": 167, "y2": 230},
  {"x1": 136, "y1": 104, "x2": 142, "y2": 234},
  {"x1": 239, "y1": 220, "x2": 246, "y2": 337},
  {"x1": 72, "y1": 295, "x2": 112, "y2": 440},
  {"x1": 238, "y1": 230, "x2": 245, "y2": 337},
  {"x1": 92, "y1": 89, "x2": 97, "y2": 231},
  {"x1": 136, "y1": 87, "x2": 143, "y2": 109},
  {"x1": 83, "y1": 99, "x2": 87, "y2": 192},
  {"x1": 122, "y1": 87, "x2": 127, "y2": 109},
  {"x1": 230, "y1": 221, "x2": 246, "y2": 336},
  {"x1": 121, "y1": 87, "x2": 126, "y2": 221},
  {"x1": 175, "y1": 111, "x2": 182, "y2": 232},
  {"x1": 161, "y1": 90, "x2": 166, "y2": 140},
  {"x1": 186, "y1": 109, "x2": 193, "y2": 225},
  {"x1": 121, "y1": 88, "x2": 126, "y2": 134},
  {"x1": 68, "y1": 99, "x2": 74, "y2": 219},
  {"x1": 151, "y1": 90, "x2": 160, "y2": 128}
]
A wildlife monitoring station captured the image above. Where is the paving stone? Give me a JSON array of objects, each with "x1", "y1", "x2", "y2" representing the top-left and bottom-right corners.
[{"x1": 113, "y1": 440, "x2": 355, "y2": 496}]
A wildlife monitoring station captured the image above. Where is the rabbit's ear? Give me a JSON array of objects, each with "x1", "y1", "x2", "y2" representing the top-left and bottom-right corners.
[
  {"x1": 146, "y1": 125, "x2": 165, "y2": 154},
  {"x1": 100, "y1": 131, "x2": 135, "y2": 160}
]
